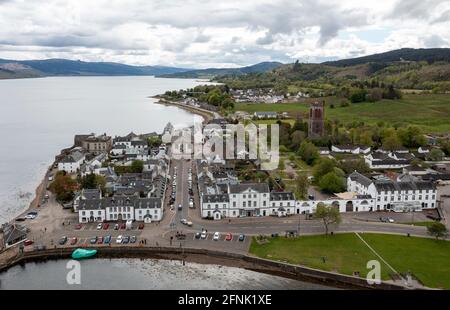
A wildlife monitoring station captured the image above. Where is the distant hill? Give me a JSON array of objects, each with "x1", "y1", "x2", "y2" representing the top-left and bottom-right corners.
[
  {"x1": 322, "y1": 48, "x2": 450, "y2": 67},
  {"x1": 0, "y1": 58, "x2": 194, "y2": 79},
  {"x1": 217, "y1": 48, "x2": 450, "y2": 91},
  {"x1": 158, "y1": 61, "x2": 284, "y2": 78}
]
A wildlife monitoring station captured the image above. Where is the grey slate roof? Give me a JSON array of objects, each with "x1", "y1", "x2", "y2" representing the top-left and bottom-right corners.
[
  {"x1": 202, "y1": 194, "x2": 230, "y2": 203},
  {"x1": 349, "y1": 171, "x2": 373, "y2": 187},
  {"x1": 270, "y1": 192, "x2": 296, "y2": 201},
  {"x1": 374, "y1": 180, "x2": 435, "y2": 193},
  {"x1": 229, "y1": 183, "x2": 270, "y2": 194},
  {"x1": 78, "y1": 196, "x2": 161, "y2": 211}
]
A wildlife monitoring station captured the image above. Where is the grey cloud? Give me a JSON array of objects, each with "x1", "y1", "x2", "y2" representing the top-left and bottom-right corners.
[{"x1": 423, "y1": 34, "x2": 448, "y2": 47}]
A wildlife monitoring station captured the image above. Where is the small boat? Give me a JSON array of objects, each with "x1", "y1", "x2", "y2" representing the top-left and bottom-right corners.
[{"x1": 71, "y1": 248, "x2": 97, "y2": 260}]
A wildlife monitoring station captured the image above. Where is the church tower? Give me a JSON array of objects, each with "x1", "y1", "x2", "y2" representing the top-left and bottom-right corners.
[{"x1": 308, "y1": 101, "x2": 324, "y2": 138}]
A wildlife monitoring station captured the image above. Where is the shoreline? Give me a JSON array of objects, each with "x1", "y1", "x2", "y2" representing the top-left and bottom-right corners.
[
  {"x1": 0, "y1": 246, "x2": 409, "y2": 290},
  {"x1": 153, "y1": 97, "x2": 217, "y2": 123}
]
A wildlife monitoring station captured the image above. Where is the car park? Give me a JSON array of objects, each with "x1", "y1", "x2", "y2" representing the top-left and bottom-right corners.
[
  {"x1": 130, "y1": 236, "x2": 137, "y2": 243},
  {"x1": 90, "y1": 236, "x2": 98, "y2": 244},
  {"x1": 238, "y1": 234, "x2": 245, "y2": 242},
  {"x1": 213, "y1": 232, "x2": 220, "y2": 241},
  {"x1": 225, "y1": 233, "x2": 232, "y2": 241},
  {"x1": 116, "y1": 235, "x2": 123, "y2": 244},
  {"x1": 59, "y1": 236, "x2": 68, "y2": 245}
]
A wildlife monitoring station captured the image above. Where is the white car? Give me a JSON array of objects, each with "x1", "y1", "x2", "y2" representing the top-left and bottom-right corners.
[
  {"x1": 388, "y1": 218, "x2": 395, "y2": 223},
  {"x1": 200, "y1": 231, "x2": 207, "y2": 239},
  {"x1": 213, "y1": 232, "x2": 220, "y2": 241},
  {"x1": 24, "y1": 214, "x2": 36, "y2": 219},
  {"x1": 180, "y1": 218, "x2": 187, "y2": 225},
  {"x1": 116, "y1": 235, "x2": 123, "y2": 244},
  {"x1": 96, "y1": 223, "x2": 103, "y2": 230}
]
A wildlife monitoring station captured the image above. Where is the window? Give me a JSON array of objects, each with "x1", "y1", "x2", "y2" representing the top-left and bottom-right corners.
[
  {"x1": 243, "y1": 194, "x2": 246, "y2": 199},
  {"x1": 233, "y1": 202, "x2": 236, "y2": 207},
  {"x1": 263, "y1": 201, "x2": 266, "y2": 207}
]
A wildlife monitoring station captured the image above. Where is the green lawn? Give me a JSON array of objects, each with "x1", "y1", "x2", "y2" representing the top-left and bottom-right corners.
[
  {"x1": 249, "y1": 233, "x2": 450, "y2": 289},
  {"x1": 237, "y1": 94, "x2": 450, "y2": 133}
]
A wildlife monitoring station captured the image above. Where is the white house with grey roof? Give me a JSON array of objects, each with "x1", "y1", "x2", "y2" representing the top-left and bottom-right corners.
[
  {"x1": 348, "y1": 171, "x2": 437, "y2": 212},
  {"x1": 58, "y1": 150, "x2": 86, "y2": 173},
  {"x1": 78, "y1": 195, "x2": 163, "y2": 223},
  {"x1": 200, "y1": 182, "x2": 297, "y2": 219}
]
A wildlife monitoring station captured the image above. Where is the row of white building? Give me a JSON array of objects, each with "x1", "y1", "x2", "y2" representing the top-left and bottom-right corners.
[{"x1": 199, "y1": 170, "x2": 438, "y2": 220}]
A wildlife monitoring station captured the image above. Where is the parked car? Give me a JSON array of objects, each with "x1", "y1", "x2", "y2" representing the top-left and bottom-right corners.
[
  {"x1": 102, "y1": 223, "x2": 109, "y2": 230},
  {"x1": 238, "y1": 234, "x2": 245, "y2": 242},
  {"x1": 90, "y1": 236, "x2": 98, "y2": 244},
  {"x1": 186, "y1": 221, "x2": 193, "y2": 227},
  {"x1": 120, "y1": 223, "x2": 126, "y2": 230},
  {"x1": 23, "y1": 239, "x2": 34, "y2": 246},
  {"x1": 200, "y1": 231, "x2": 207, "y2": 239},
  {"x1": 195, "y1": 232, "x2": 201, "y2": 239},
  {"x1": 96, "y1": 223, "x2": 103, "y2": 230},
  {"x1": 138, "y1": 223, "x2": 144, "y2": 230},
  {"x1": 180, "y1": 218, "x2": 187, "y2": 225},
  {"x1": 25, "y1": 214, "x2": 36, "y2": 220},
  {"x1": 178, "y1": 204, "x2": 182, "y2": 211},
  {"x1": 15, "y1": 217, "x2": 26, "y2": 222},
  {"x1": 114, "y1": 223, "x2": 119, "y2": 230},
  {"x1": 59, "y1": 236, "x2": 68, "y2": 245},
  {"x1": 379, "y1": 217, "x2": 389, "y2": 223},
  {"x1": 104, "y1": 235, "x2": 112, "y2": 245},
  {"x1": 213, "y1": 232, "x2": 220, "y2": 241},
  {"x1": 388, "y1": 218, "x2": 395, "y2": 223},
  {"x1": 97, "y1": 236, "x2": 104, "y2": 244},
  {"x1": 122, "y1": 236, "x2": 130, "y2": 244},
  {"x1": 116, "y1": 235, "x2": 123, "y2": 244},
  {"x1": 225, "y1": 233, "x2": 232, "y2": 241},
  {"x1": 75, "y1": 224, "x2": 82, "y2": 230},
  {"x1": 130, "y1": 236, "x2": 137, "y2": 243},
  {"x1": 70, "y1": 237, "x2": 78, "y2": 245}
]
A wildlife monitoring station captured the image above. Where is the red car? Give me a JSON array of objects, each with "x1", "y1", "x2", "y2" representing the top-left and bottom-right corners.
[
  {"x1": 138, "y1": 223, "x2": 144, "y2": 230},
  {"x1": 75, "y1": 224, "x2": 82, "y2": 230},
  {"x1": 120, "y1": 223, "x2": 126, "y2": 230},
  {"x1": 225, "y1": 233, "x2": 233, "y2": 241},
  {"x1": 97, "y1": 236, "x2": 103, "y2": 244},
  {"x1": 24, "y1": 239, "x2": 34, "y2": 246},
  {"x1": 103, "y1": 223, "x2": 109, "y2": 230},
  {"x1": 70, "y1": 237, "x2": 78, "y2": 245}
]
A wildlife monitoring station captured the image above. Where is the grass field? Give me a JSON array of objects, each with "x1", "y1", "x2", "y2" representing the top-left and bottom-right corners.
[
  {"x1": 249, "y1": 233, "x2": 450, "y2": 289},
  {"x1": 237, "y1": 94, "x2": 450, "y2": 133}
]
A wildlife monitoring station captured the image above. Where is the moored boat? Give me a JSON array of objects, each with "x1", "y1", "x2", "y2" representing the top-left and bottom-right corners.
[{"x1": 71, "y1": 248, "x2": 97, "y2": 260}]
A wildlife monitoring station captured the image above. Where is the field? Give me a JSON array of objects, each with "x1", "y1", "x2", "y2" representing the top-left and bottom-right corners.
[
  {"x1": 236, "y1": 94, "x2": 450, "y2": 133},
  {"x1": 249, "y1": 233, "x2": 450, "y2": 289}
]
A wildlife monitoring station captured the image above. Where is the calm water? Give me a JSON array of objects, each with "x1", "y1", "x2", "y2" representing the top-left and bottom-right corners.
[
  {"x1": 0, "y1": 258, "x2": 331, "y2": 290},
  {"x1": 0, "y1": 76, "x2": 205, "y2": 222}
]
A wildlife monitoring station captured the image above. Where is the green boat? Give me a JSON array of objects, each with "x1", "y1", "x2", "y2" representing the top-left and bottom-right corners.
[{"x1": 71, "y1": 248, "x2": 97, "y2": 260}]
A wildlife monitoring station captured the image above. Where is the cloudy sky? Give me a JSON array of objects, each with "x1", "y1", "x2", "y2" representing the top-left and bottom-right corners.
[{"x1": 0, "y1": 0, "x2": 449, "y2": 68}]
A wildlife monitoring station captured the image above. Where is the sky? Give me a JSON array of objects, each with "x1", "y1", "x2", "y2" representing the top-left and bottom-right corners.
[{"x1": 0, "y1": 0, "x2": 449, "y2": 68}]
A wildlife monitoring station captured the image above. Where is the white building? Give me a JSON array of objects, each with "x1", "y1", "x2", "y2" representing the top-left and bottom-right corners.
[
  {"x1": 58, "y1": 151, "x2": 86, "y2": 174},
  {"x1": 348, "y1": 171, "x2": 437, "y2": 212},
  {"x1": 364, "y1": 152, "x2": 411, "y2": 170},
  {"x1": 78, "y1": 195, "x2": 163, "y2": 223}
]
